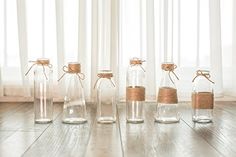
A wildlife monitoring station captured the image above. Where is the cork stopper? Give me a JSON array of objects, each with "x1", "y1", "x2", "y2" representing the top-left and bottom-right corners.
[
  {"x1": 67, "y1": 62, "x2": 81, "y2": 73},
  {"x1": 130, "y1": 58, "x2": 143, "y2": 65},
  {"x1": 97, "y1": 70, "x2": 113, "y2": 78},
  {"x1": 161, "y1": 62, "x2": 176, "y2": 71},
  {"x1": 36, "y1": 58, "x2": 50, "y2": 65}
]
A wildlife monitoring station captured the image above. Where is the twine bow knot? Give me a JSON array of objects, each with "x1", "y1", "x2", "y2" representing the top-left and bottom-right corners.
[
  {"x1": 93, "y1": 71, "x2": 115, "y2": 89},
  {"x1": 192, "y1": 70, "x2": 214, "y2": 84},
  {"x1": 58, "y1": 64, "x2": 85, "y2": 88},
  {"x1": 162, "y1": 63, "x2": 179, "y2": 84},
  {"x1": 130, "y1": 58, "x2": 146, "y2": 72},
  {"x1": 25, "y1": 59, "x2": 52, "y2": 80}
]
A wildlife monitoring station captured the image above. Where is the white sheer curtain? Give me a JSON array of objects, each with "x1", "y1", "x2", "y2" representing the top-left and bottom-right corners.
[{"x1": 0, "y1": 0, "x2": 235, "y2": 102}]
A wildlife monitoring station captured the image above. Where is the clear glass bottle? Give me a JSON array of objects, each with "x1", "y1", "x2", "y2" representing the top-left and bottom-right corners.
[
  {"x1": 155, "y1": 62, "x2": 180, "y2": 123},
  {"x1": 95, "y1": 70, "x2": 116, "y2": 123},
  {"x1": 192, "y1": 70, "x2": 214, "y2": 123},
  {"x1": 126, "y1": 58, "x2": 145, "y2": 123},
  {"x1": 61, "y1": 62, "x2": 87, "y2": 124},
  {"x1": 33, "y1": 58, "x2": 53, "y2": 124}
]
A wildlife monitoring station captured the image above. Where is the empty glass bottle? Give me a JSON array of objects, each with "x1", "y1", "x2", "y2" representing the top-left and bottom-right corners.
[
  {"x1": 192, "y1": 70, "x2": 214, "y2": 123},
  {"x1": 95, "y1": 70, "x2": 116, "y2": 123},
  {"x1": 58, "y1": 62, "x2": 87, "y2": 124},
  {"x1": 155, "y1": 62, "x2": 180, "y2": 123},
  {"x1": 126, "y1": 58, "x2": 145, "y2": 123},
  {"x1": 25, "y1": 58, "x2": 53, "y2": 124}
]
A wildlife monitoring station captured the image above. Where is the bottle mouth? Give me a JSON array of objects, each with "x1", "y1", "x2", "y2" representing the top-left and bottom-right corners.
[
  {"x1": 129, "y1": 57, "x2": 144, "y2": 65},
  {"x1": 37, "y1": 58, "x2": 50, "y2": 65},
  {"x1": 161, "y1": 62, "x2": 176, "y2": 71},
  {"x1": 97, "y1": 70, "x2": 113, "y2": 78},
  {"x1": 196, "y1": 69, "x2": 210, "y2": 75},
  {"x1": 67, "y1": 62, "x2": 81, "y2": 73}
]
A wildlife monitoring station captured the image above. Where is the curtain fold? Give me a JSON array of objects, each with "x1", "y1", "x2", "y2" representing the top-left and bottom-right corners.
[
  {"x1": 0, "y1": 0, "x2": 235, "y2": 101},
  {"x1": 16, "y1": 0, "x2": 30, "y2": 97},
  {"x1": 209, "y1": 0, "x2": 223, "y2": 96}
]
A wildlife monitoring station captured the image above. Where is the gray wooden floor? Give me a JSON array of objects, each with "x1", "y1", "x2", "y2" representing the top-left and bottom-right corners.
[{"x1": 0, "y1": 102, "x2": 235, "y2": 157}]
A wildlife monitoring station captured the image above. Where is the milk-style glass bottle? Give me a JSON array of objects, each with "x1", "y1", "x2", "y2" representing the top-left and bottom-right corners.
[
  {"x1": 26, "y1": 58, "x2": 53, "y2": 124},
  {"x1": 192, "y1": 70, "x2": 214, "y2": 123},
  {"x1": 59, "y1": 62, "x2": 87, "y2": 124},
  {"x1": 95, "y1": 70, "x2": 116, "y2": 123},
  {"x1": 126, "y1": 58, "x2": 145, "y2": 123},
  {"x1": 155, "y1": 62, "x2": 180, "y2": 123}
]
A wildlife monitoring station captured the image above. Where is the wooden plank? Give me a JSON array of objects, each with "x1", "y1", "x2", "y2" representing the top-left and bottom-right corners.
[
  {"x1": 0, "y1": 103, "x2": 62, "y2": 131},
  {"x1": 215, "y1": 101, "x2": 236, "y2": 115},
  {"x1": 0, "y1": 131, "x2": 16, "y2": 142},
  {"x1": 85, "y1": 121, "x2": 123, "y2": 157},
  {"x1": 0, "y1": 131, "x2": 42, "y2": 157},
  {"x1": 22, "y1": 104, "x2": 96, "y2": 157},
  {"x1": 118, "y1": 103, "x2": 221, "y2": 157},
  {"x1": 180, "y1": 102, "x2": 236, "y2": 156}
]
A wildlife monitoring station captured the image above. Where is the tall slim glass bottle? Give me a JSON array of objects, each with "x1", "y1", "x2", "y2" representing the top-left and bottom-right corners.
[
  {"x1": 95, "y1": 70, "x2": 116, "y2": 123},
  {"x1": 126, "y1": 58, "x2": 145, "y2": 123},
  {"x1": 33, "y1": 58, "x2": 53, "y2": 124},
  {"x1": 192, "y1": 70, "x2": 214, "y2": 123},
  {"x1": 155, "y1": 62, "x2": 180, "y2": 123},
  {"x1": 60, "y1": 62, "x2": 87, "y2": 124}
]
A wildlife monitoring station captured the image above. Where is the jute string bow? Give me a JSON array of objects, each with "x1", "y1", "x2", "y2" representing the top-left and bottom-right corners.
[
  {"x1": 94, "y1": 70, "x2": 115, "y2": 89},
  {"x1": 192, "y1": 70, "x2": 214, "y2": 84},
  {"x1": 25, "y1": 58, "x2": 52, "y2": 80},
  {"x1": 130, "y1": 58, "x2": 146, "y2": 72},
  {"x1": 161, "y1": 63, "x2": 179, "y2": 84},
  {"x1": 58, "y1": 63, "x2": 85, "y2": 87}
]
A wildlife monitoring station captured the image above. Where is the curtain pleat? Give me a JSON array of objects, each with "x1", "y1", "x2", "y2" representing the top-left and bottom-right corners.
[
  {"x1": 209, "y1": 0, "x2": 223, "y2": 96},
  {"x1": 0, "y1": 0, "x2": 235, "y2": 101},
  {"x1": 16, "y1": 0, "x2": 31, "y2": 97}
]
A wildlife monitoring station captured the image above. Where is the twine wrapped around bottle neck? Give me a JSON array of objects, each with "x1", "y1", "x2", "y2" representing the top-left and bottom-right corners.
[
  {"x1": 192, "y1": 70, "x2": 214, "y2": 84},
  {"x1": 94, "y1": 70, "x2": 115, "y2": 89},
  {"x1": 130, "y1": 58, "x2": 146, "y2": 72},
  {"x1": 25, "y1": 58, "x2": 52, "y2": 80},
  {"x1": 57, "y1": 62, "x2": 85, "y2": 87},
  {"x1": 161, "y1": 63, "x2": 179, "y2": 84}
]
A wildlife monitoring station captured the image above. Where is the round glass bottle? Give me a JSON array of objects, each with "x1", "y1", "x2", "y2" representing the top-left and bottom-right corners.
[
  {"x1": 33, "y1": 58, "x2": 53, "y2": 124},
  {"x1": 126, "y1": 58, "x2": 145, "y2": 123},
  {"x1": 155, "y1": 62, "x2": 180, "y2": 123},
  {"x1": 95, "y1": 70, "x2": 116, "y2": 123},
  {"x1": 60, "y1": 62, "x2": 87, "y2": 124},
  {"x1": 192, "y1": 70, "x2": 214, "y2": 123}
]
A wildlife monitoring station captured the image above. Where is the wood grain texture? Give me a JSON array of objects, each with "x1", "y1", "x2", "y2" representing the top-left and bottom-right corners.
[
  {"x1": 0, "y1": 102, "x2": 236, "y2": 156},
  {"x1": 85, "y1": 121, "x2": 123, "y2": 157},
  {"x1": 23, "y1": 103, "x2": 96, "y2": 157},
  {"x1": 180, "y1": 102, "x2": 236, "y2": 157},
  {"x1": 118, "y1": 103, "x2": 221, "y2": 157}
]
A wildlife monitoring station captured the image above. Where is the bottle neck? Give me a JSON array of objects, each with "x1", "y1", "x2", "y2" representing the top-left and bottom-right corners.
[{"x1": 160, "y1": 70, "x2": 176, "y2": 88}]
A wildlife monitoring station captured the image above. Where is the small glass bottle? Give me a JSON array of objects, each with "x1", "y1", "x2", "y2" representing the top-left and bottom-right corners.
[
  {"x1": 95, "y1": 70, "x2": 116, "y2": 123},
  {"x1": 33, "y1": 58, "x2": 53, "y2": 124},
  {"x1": 155, "y1": 62, "x2": 180, "y2": 123},
  {"x1": 126, "y1": 58, "x2": 145, "y2": 123},
  {"x1": 192, "y1": 70, "x2": 214, "y2": 123},
  {"x1": 59, "y1": 62, "x2": 87, "y2": 124}
]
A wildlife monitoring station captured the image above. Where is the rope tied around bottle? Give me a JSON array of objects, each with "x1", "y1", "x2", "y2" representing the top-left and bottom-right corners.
[
  {"x1": 58, "y1": 63, "x2": 85, "y2": 88},
  {"x1": 192, "y1": 70, "x2": 214, "y2": 84},
  {"x1": 25, "y1": 58, "x2": 52, "y2": 80},
  {"x1": 130, "y1": 57, "x2": 146, "y2": 72},
  {"x1": 93, "y1": 70, "x2": 115, "y2": 89},
  {"x1": 161, "y1": 63, "x2": 179, "y2": 84}
]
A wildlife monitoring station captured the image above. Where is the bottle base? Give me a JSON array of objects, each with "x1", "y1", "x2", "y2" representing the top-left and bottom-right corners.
[
  {"x1": 35, "y1": 118, "x2": 53, "y2": 124},
  {"x1": 62, "y1": 118, "x2": 87, "y2": 124},
  {"x1": 192, "y1": 116, "x2": 212, "y2": 123},
  {"x1": 126, "y1": 118, "x2": 144, "y2": 124},
  {"x1": 155, "y1": 117, "x2": 180, "y2": 124},
  {"x1": 97, "y1": 117, "x2": 116, "y2": 124}
]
